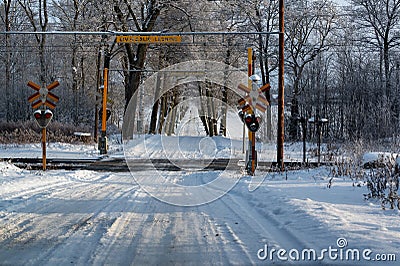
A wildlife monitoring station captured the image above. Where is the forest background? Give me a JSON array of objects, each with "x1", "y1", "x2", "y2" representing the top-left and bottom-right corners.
[{"x1": 0, "y1": 0, "x2": 399, "y2": 147}]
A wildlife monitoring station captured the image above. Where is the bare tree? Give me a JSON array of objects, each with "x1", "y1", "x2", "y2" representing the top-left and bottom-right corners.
[
  {"x1": 350, "y1": 0, "x2": 400, "y2": 137},
  {"x1": 234, "y1": 0, "x2": 280, "y2": 141},
  {"x1": 351, "y1": 0, "x2": 400, "y2": 93},
  {"x1": 113, "y1": 0, "x2": 165, "y2": 110},
  {"x1": 18, "y1": 0, "x2": 49, "y2": 85},
  {"x1": 3, "y1": 0, "x2": 11, "y2": 121},
  {"x1": 285, "y1": 0, "x2": 336, "y2": 140}
]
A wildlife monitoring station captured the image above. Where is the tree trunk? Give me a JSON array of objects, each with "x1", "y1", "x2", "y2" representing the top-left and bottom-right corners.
[
  {"x1": 205, "y1": 87, "x2": 215, "y2": 137},
  {"x1": 198, "y1": 83, "x2": 209, "y2": 136},
  {"x1": 4, "y1": 0, "x2": 11, "y2": 121},
  {"x1": 149, "y1": 72, "x2": 162, "y2": 134},
  {"x1": 158, "y1": 95, "x2": 167, "y2": 134},
  {"x1": 219, "y1": 87, "x2": 227, "y2": 136},
  {"x1": 114, "y1": 2, "x2": 161, "y2": 112}
]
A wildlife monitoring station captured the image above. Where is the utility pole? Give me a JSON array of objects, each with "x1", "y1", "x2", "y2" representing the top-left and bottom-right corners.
[{"x1": 277, "y1": 0, "x2": 285, "y2": 170}]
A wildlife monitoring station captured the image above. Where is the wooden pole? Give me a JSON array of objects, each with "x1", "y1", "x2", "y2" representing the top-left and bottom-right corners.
[
  {"x1": 244, "y1": 47, "x2": 253, "y2": 155},
  {"x1": 42, "y1": 127, "x2": 46, "y2": 171},
  {"x1": 247, "y1": 48, "x2": 257, "y2": 175},
  {"x1": 277, "y1": 0, "x2": 285, "y2": 170}
]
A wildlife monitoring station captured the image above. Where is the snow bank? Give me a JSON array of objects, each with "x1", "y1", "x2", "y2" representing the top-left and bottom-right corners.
[
  {"x1": 0, "y1": 142, "x2": 99, "y2": 159},
  {"x1": 0, "y1": 161, "x2": 24, "y2": 177},
  {"x1": 362, "y1": 152, "x2": 398, "y2": 168}
]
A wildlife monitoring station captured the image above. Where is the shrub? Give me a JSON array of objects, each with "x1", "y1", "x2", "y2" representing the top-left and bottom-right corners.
[
  {"x1": 0, "y1": 120, "x2": 93, "y2": 144},
  {"x1": 363, "y1": 154, "x2": 400, "y2": 210}
]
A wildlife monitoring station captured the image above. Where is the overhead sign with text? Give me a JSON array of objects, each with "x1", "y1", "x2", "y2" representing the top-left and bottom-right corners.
[{"x1": 116, "y1": 35, "x2": 182, "y2": 44}]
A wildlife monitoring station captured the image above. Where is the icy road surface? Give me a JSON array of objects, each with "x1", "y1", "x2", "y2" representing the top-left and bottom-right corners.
[{"x1": 0, "y1": 163, "x2": 399, "y2": 265}]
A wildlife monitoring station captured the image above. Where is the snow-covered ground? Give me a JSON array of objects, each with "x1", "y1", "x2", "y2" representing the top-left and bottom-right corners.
[
  {"x1": 0, "y1": 137, "x2": 399, "y2": 265},
  {"x1": 0, "y1": 142, "x2": 100, "y2": 159},
  {"x1": 123, "y1": 134, "x2": 325, "y2": 163},
  {"x1": 0, "y1": 162, "x2": 399, "y2": 265},
  {"x1": 0, "y1": 135, "x2": 319, "y2": 163}
]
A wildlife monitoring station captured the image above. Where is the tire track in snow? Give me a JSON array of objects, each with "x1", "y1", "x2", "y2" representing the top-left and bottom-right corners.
[
  {"x1": 0, "y1": 172, "x2": 140, "y2": 265},
  {"x1": 196, "y1": 175, "x2": 308, "y2": 264},
  {"x1": 91, "y1": 213, "x2": 143, "y2": 264},
  {"x1": 92, "y1": 193, "x2": 239, "y2": 265},
  {"x1": 0, "y1": 170, "x2": 113, "y2": 205},
  {"x1": 0, "y1": 175, "x2": 93, "y2": 252},
  {"x1": 90, "y1": 194, "x2": 157, "y2": 265},
  {"x1": 0, "y1": 171, "x2": 116, "y2": 249},
  {"x1": 26, "y1": 174, "x2": 141, "y2": 265}
]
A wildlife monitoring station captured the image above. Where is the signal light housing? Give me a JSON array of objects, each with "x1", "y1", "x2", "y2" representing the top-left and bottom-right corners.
[
  {"x1": 244, "y1": 114, "x2": 261, "y2": 132},
  {"x1": 238, "y1": 110, "x2": 245, "y2": 122},
  {"x1": 33, "y1": 109, "x2": 53, "y2": 128},
  {"x1": 99, "y1": 108, "x2": 112, "y2": 122}
]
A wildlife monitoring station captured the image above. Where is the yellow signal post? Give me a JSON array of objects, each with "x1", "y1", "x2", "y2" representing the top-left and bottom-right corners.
[
  {"x1": 42, "y1": 127, "x2": 46, "y2": 170},
  {"x1": 99, "y1": 50, "x2": 110, "y2": 155},
  {"x1": 248, "y1": 48, "x2": 253, "y2": 93}
]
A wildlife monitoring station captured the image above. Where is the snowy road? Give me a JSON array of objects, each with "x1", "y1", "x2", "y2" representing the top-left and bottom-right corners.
[
  {"x1": 0, "y1": 169, "x2": 268, "y2": 265},
  {"x1": 1, "y1": 163, "x2": 399, "y2": 265}
]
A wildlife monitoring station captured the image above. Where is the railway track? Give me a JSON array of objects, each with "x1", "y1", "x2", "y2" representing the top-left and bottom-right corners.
[{"x1": 1, "y1": 157, "x2": 333, "y2": 172}]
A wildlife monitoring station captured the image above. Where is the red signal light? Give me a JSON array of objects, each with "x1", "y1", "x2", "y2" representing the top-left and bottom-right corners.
[
  {"x1": 245, "y1": 115, "x2": 252, "y2": 124},
  {"x1": 44, "y1": 111, "x2": 53, "y2": 119},
  {"x1": 34, "y1": 110, "x2": 42, "y2": 119}
]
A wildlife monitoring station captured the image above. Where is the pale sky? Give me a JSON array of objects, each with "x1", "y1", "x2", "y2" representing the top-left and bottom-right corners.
[{"x1": 333, "y1": 0, "x2": 349, "y2": 5}]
